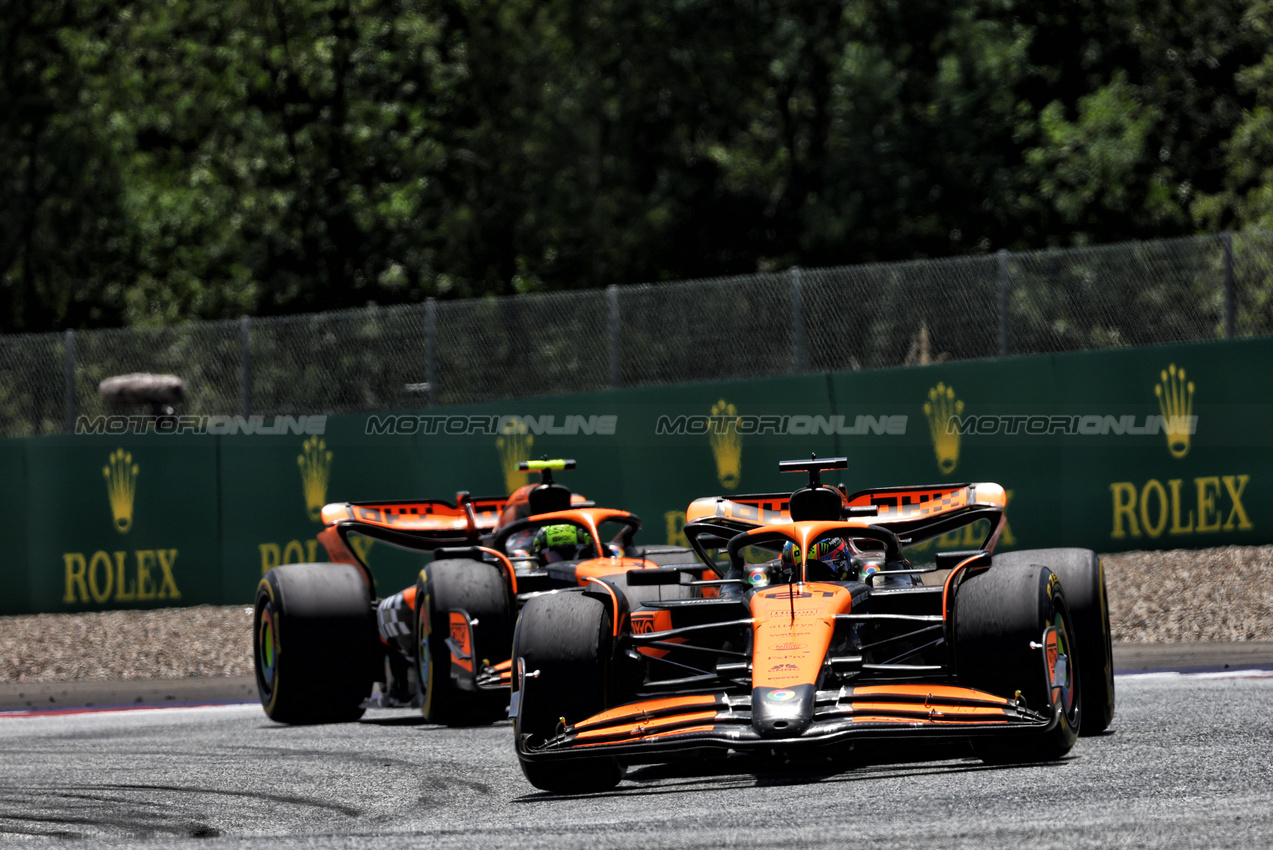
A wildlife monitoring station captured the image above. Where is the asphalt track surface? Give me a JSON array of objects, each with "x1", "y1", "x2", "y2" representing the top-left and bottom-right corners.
[{"x1": 2, "y1": 668, "x2": 1272, "y2": 848}]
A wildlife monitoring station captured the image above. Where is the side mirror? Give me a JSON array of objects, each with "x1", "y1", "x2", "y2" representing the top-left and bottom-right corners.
[
  {"x1": 934, "y1": 550, "x2": 990, "y2": 571},
  {"x1": 626, "y1": 568, "x2": 685, "y2": 586}
]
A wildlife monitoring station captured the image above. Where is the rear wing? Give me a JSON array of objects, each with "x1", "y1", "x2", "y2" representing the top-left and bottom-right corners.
[
  {"x1": 844, "y1": 482, "x2": 1008, "y2": 549},
  {"x1": 845, "y1": 482, "x2": 1005, "y2": 520},
  {"x1": 685, "y1": 482, "x2": 1009, "y2": 551},
  {"x1": 685, "y1": 493, "x2": 793, "y2": 526},
  {"x1": 319, "y1": 493, "x2": 508, "y2": 549}
]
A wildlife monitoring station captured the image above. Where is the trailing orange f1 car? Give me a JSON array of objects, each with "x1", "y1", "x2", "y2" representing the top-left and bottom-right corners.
[
  {"x1": 252, "y1": 460, "x2": 698, "y2": 725},
  {"x1": 511, "y1": 455, "x2": 1114, "y2": 792}
]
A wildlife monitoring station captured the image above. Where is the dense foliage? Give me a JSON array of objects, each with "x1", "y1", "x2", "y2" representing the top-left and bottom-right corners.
[{"x1": 2, "y1": 0, "x2": 1271, "y2": 331}]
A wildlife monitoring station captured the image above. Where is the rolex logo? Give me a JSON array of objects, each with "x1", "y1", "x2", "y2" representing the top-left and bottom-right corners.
[
  {"x1": 1155, "y1": 363, "x2": 1195, "y2": 459},
  {"x1": 709, "y1": 399, "x2": 742, "y2": 490},
  {"x1": 298, "y1": 436, "x2": 333, "y2": 521},
  {"x1": 924, "y1": 382, "x2": 964, "y2": 475},
  {"x1": 103, "y1": 449, "x2": 139, "y2": 533},
  {"x1": 496, "y1": 417, "x2": 533, "y2": 492}
]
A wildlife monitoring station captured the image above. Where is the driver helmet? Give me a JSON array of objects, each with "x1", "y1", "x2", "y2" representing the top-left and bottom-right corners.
[
  {"x1": 531, "y1": 524, "x2": 594, "y2": 563},
  {"x1": 780, "y1": 537, "x2": 852, "y2": 581}
]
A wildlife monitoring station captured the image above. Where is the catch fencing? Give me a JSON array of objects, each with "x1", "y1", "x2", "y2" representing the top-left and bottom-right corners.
[{"x1": 1, "y1": 230, "x2": 1269, "y2": 436}]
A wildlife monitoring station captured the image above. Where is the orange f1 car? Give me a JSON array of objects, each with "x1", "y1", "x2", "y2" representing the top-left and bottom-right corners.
[
  {"x1": 511, "y1": 455, "x2": 1114, "y2": 792},
  {"x1": 252, "y1": 460, "x2": 697, "y2": 725}
]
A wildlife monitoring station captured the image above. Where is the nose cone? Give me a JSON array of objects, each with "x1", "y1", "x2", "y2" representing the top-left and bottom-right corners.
[{"x1": 751, "y1": 685, "x2": 816, "y2": 738}]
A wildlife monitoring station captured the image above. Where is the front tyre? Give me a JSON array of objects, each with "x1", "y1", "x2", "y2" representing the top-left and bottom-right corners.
[
  {"x1": 993, "y1": 548, "x2": 1114, "y2": 735},
  {"x1": 513, "y1": 590, "x2": 625, "y2": 793},
  {"x1": 955, "y1": 564, "x2": 1080, "y2": 763},
  {"x1": 254, "y1": 563, "x2": 379, "y2": 725}
]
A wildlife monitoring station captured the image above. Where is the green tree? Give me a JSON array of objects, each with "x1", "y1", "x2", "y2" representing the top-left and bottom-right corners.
[
  {"x1": 4, "y1": 0, "x2": 1272, "y2": 333},
  {"x1": 0, "y1": 0, "x2": 130, "y2": 330},
  {"x1": 1015, "y1": 0, "x2": 1264, "y2": 245}
]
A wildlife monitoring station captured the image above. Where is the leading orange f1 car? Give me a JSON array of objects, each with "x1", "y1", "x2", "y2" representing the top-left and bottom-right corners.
[{"x1": 511, "y1": 455, "x2": 1114, "y2": 792}]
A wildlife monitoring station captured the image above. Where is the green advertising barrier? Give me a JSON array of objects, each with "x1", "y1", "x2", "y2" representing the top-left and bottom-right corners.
[
  {"x1": 863, "y1": 339, "x2": 1270, "y2": 553},
  {"x1": 24, "y1": 435, "x2": 221, "y2": 613},
  {"x1": 1050, "y1": 341, "x2": 1268, "y2": 552},
  {"x1": 2, "y1": 335, "x2": 1270, "y2": 614}
]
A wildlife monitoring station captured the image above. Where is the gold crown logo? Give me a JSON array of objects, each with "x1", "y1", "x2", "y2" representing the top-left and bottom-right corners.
[
  {"x1": 298, "y1": 436, "x2": 333, "y2": 522},
  {"x1": 495, "y1": 417, "x2": 534, "y2": 492},
  {"x1": 103, "y1": 449, "x2": 139, "y2": 534},
  {"x1": 924, "y1": 382, "x2": 964, "y2": 475},
  {"x1": 1155, "y1": 363, "x2": 1195, "y2": 459},
  {"x1": 709, "y1": 399, "x2": 743, "y2": 490}
]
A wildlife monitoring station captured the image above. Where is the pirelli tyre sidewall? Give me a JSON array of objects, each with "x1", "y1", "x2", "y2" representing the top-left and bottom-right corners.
[
  {"x1": 415, "y1": 559, "x2": 512, "y2": 726},
  {"x1": 254, "y1": 562, "x2": 378, "y2": 725},
  {"x1": 512, "y1": 589, "x2": 625, "y2": 793},
  {"x1": 990, "y1": 548, "x2": 1115, "y2": 735},
  {"x1": 954, "y1": 563, "x2": 1080, "y2": 763}
]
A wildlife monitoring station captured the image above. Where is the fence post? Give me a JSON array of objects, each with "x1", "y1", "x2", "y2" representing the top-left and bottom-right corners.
[
  {"x1": 63, "y1": 329, "x2": 76, "y2": 432},
  {"x1": 239, "y1": 316, "x2": 252, "y2": 417},
  {"x1": 790, "y1": 266, "x2": 805, "y2": 373},
  {"x1": 997, "y1": 249, "x2": 1010, "y2": 357},
  {"x1": 425, "y1": 298, "x2": 438, "y2": 407},
  {"x1": 1222, "y1": 231, "x2": 1236, "y2": 339},
  {"x1": 607, "y1": 284, "x2": 621, "y2": 388}
]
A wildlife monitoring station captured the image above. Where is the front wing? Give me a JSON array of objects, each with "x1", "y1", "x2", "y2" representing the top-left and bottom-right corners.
[{"x1": 516, "y1": 684, "x2": 1060, "y2": 761}]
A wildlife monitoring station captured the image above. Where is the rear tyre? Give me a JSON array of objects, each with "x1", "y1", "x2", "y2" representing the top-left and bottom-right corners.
[
  {"x1": 254, "y1": 563, "x2": 378, "y2": 725},
  {"x1": 955, "y1": 564, "x2": 1080, "y2": 763},
  {"x1": 993, "y1": 548, "x2": 1114, "y2": 735},
  {"x1": 416, "y1": 559, "x2": 512, "y2": 726},
  {"x1": 513, "y1": 590, "x2": 625, "y2": 793}
]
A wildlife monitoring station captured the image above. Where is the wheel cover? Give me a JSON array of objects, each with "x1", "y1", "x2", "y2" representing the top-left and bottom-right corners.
[{"x1": 1045, "y1": 614, "x2": 1077, "y2": 719}]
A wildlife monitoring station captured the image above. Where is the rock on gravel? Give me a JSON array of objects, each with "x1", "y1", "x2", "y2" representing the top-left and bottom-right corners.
[{"x1": 1, "y1": 545, "x2": 1271, "y2": 683}]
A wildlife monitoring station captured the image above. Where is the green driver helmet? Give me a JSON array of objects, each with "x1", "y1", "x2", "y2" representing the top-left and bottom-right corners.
[{"x1": 531, "y1": 523, "x2": 594, "y2": 563}]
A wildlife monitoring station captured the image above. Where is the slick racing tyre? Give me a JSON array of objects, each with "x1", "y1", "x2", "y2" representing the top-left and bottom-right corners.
[
  {"x1": 513, "y1": 590, "x2": 625, "y2": 793},
  {"x1": 992, "y1": 548, "x2": 1114, "y2": 735},
  {"x1": 955, "y1": 564, "x2": 1080, "y2": 763},
  {"x1": 254, "y1": 563, "x2": 379, "y2": 725},
  {"x1": 415, "y1": 559, "x2": 512, "y2": 726}
]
